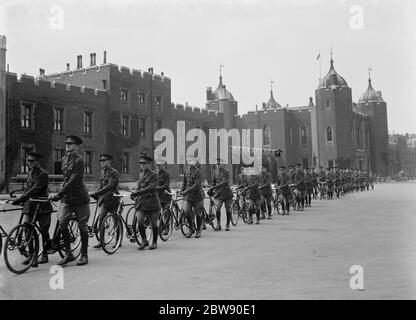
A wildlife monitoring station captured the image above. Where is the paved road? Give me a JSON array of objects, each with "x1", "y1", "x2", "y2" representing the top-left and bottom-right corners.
[{"x1": 1, "y1": 182, "x2": 416, "y2": 299}]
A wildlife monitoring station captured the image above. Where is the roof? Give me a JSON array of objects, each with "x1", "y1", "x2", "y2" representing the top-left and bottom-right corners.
[{"x1": 318, "y1": 58, "x2": 348, "y2": 89}]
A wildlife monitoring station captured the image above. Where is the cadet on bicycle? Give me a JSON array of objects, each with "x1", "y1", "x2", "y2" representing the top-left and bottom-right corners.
[
  {"x1": 155, "y1": 160, "x2": 172, "y2": 235},
  {"x1": 50, "y1": 135, "x2": 91, "y2": 266},
  {"x1": 90, "y1": 153, "x2": 120, "y2": 249},
  {"x1": 181, "y1": 155, "x2": 204, "y2": 238},
  {"x1": 277, "y1": 166, "x2": 291, "y2": 215},
  {"x1": 259, "y1": 164, "x2": 273, "y2": 219},
  {"x1": 209, "y1": 158, "x2": 233, "y2": 231},
  {"x1": 12, "y1": 152, "x2": 52, "y2": 266},
  {"x1": 242, "y1": 163, "x2": 261, "y2": 225},
  {"x1": 131, "y1": 153, "x2": 161, "y2": 250}
]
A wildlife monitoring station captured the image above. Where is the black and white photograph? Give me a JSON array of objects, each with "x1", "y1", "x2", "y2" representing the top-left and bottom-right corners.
[{"x1": 0, "y1": 0, "x2": 415, "y2": 306}]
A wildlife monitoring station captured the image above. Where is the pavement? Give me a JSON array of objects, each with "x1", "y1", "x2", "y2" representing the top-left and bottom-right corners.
[{"x1": 0, "y1": 181, "x2": 416, "y2": 299}]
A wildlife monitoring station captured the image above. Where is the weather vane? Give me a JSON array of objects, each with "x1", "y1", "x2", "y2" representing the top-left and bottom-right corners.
[{"x1": 219, "y1": 64, "x2": 224, "y2": 77}]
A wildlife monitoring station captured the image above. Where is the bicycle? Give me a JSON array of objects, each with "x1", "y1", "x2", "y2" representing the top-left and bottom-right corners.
[
  {"x1": 3, "y1": 197, "x2": 81, "y2": 274},
  {"x1": 201, "y1": 194, "x2": 216, "y2": 230},
  {"x1": 98, "y1": 194, "x2": 135, "y2": 255},
  {"x1": 289, "y1": 183, "x2": 300, "y2": 211},
  {"x1": 317, "y1": 181, "x2": 328, "y2": 200},
  {"x1": 0, "y1": 199, "x2": 24, "y2": 257},
  {"x1": 230, "y1": 188, "x2": 248, "y2": 226},
  {"x1": 158, "y1": 191, "x2": 193, "y2": 241}
]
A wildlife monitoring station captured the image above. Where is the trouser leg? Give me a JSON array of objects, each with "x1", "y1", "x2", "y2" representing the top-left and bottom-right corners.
[{"x1": 73, "y1": 203, "x2": 91, "y2": 257}]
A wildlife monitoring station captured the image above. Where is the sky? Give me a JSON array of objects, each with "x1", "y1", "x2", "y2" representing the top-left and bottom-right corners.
[{"x1": 1, "y1": 0, "x2": 415, "y2": 134}]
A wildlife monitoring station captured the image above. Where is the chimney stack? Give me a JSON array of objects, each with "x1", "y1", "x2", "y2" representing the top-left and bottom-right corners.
[
  {"x1": 148, "y1": 67, "x2": 154, "y2": 75},
  {"x1": 66, "y1": 63, "x2": 70, "y2": 71},
  {"x1": 309, "y1": 97, "x2": 314, "y2": 106},
  {"x1": 77, "y1": 55, "x2": 82, "y2": 69},
  {"x1": 39, "y1": 68, "x2": 45, "y2": 76},
  {"x1": 103, "y1": 51, "x2": 107, "y2": 64},
  {"x1": 90, "y1": 53, "x2": 96, "y2": 66}
]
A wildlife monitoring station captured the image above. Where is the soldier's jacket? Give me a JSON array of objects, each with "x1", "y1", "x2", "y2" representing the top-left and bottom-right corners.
[
  {"x1": 17, "y1": 166, "x2": 52, "y2": 215},
  {"x1": 291, "y1": 170, "x2": 305, "y2": 190},
  {"x1": 132, "y1": 168, "x2": 161, "y2": 211},
  {"x1": 244, "y1": 174, "x2": 261, "y2": 200},
  {"x1": 258, "y1": 171, "x2": 272, "y2": 196},
  {"x1": 317, "y1": 171, "x2": 326, "y2": 182},
  {"x1": 277, "y1": 172, "x2": 291, "y2": 195},
  {"x1": 212, "y1": 166, "x2": 233, "y2": 200},
  {"x1": 311, "y1": 172, "x2": 318, "y2": 186},
  {"x1": 326, "y1": 173, "x2": 335, "y2": 186},
  {"x1": 182, "y1": 165, "x2": 204, "y2": 202},
  {"x1": 57, "y1": 153, "x2": 90, "y2": 205},
  {"x1": 156, "y1": 168, "x2": 172, "y2": 204},
  {"x1": 304, "y1": 172, "x2": 313, "y2": 190},
  {"x1": 95, "y1": 166, "x2": 120, "y2": 209}
]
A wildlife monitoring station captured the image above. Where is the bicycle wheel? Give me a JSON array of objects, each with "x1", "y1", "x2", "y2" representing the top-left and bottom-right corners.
[
  {"x1": 179, "y1": 209, "x2": 193, "y2": 238},
  {"x1": 100, "y1": 213, "x2": 123, "y2": 255},
  {"x1": 93, "y1": 215, "x2": 101, "y2": 243},
  {"x1": 57, "y1": 216, "x2": 82, "y2": 259},
  {"x1": 4, "y1": 223, "x2": 39, "y2": 274},
  {"x1": 159, "y1": 209, "x2": 173, "y2": 242},
  {"x1": 0, "y1": 233, "x2": 3, "y2": 257},
  {"x1": 231, "y1": 200, "x2": 240, "y2": 226}
]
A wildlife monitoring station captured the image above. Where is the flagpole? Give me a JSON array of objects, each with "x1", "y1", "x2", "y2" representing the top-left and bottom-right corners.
[{"x1": 319, "y1": 51, "x2": 322, "y2": 80}]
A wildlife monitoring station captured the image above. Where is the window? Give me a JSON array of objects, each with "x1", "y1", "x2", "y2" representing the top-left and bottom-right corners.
[
  {"x1": 54, "y1": 107, "x2": 64, "y2": 132},
  {"x1": 102, "y1": 80, "x2": 107, "y2": 90},
  {"x1": 21, "y1": 102, "x2": 34, "y2": 128},
  {"x1": 155, "y1": 95, "x2": 162, "y2": 107},
  {"x1": 139, "y1": 118, "x2": 146, "y2": 139},
  {"x1": 179, "y1": 164, "x2": 184, "y2": 175},
  {"x1": 138, "y1": 92, "x2": 146, "y2": 104},
  {"x1": 121, "y1": 115, "x2": 130, "y2": 137},
  {"x1": 84, "y1": 111, "x2": 92, "y2": 136},
  {"x1": 300, "y1": 126, "x2": 308, "y2": 145},
  {"x1": 326, "y1": 100, "x2": 331, "y2": 108},
  {"x1": 21, "y1": 145, "x2": 34, "y2": 174},
  {"x1": 155, "y1": 119, "x2": 162, "y2": 131},
  {"x1": 121, "y1": 89, "x2": 129, "y2": 102},
  {"x1": 328, "y1": 160, "x2": 334, "y2": 169},
  {"x1": 288, "y1": 127, "x2": 293, "y2": 145},
  {"x1": 54, "y1": 148, "x2": 65, "y2": 174},
  {"x1": 302, "y1": 158, "x2": 309, "y2": 169},
  {"x1": 122, "y1": 152, "x2": 130, "y2": 174},
  {"x1": 84, "y1": 151, "x2": 92, "y2": 174},
  {"x1": 263, "y1": 125, "x2": 271, "y2": 146},
  {"x1": 326, "y1": 127, "x2": 333, "y2": 142}
]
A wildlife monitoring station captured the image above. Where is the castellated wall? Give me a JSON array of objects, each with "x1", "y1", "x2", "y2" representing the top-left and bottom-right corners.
[{"x1": 6, "y1": 72, "x2": 108, "y2": 182}]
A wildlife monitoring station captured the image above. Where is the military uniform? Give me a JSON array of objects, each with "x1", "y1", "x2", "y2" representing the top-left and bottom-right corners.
[
  {"x1": 259, "y1": 169, "x2": 273, "y2": 218},
  {"x1": 182, "y1": 163, "x2": 204, "y2": 236},
  {"x1": 210, "y1": 165, "x2": 233, "y2": 230},
  {"x1": 90, "y1": 159, "x2": 120, "y2": 248},
  {"x1": 304, "y1": 170, "x2": 313, "y2": 207},
  {"x1": 291, "y1": 168, "x2": 305, "y2": 210},
  {"x1": 277, "y1": 169, "x2": 291, "y2": 214},
  {"x1": 57, "y1": 152, "x2": 91, "y2": 258},
  {"x1": 156, "y1": 167, "x2": 172, "y2": 211},
  {"x1": 12, "y1": 156, "x2": 52, "y2": 263},
  {"x1": 244, "y1": 173, "x2": 261, "y2": 224}
]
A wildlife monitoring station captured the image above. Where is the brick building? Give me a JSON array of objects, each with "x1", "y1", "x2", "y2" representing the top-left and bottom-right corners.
[{"x1": 0, "y1": 35, "x2": 391, "y2": 190}]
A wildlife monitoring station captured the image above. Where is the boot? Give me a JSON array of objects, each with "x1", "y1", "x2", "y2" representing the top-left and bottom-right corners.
[
  {"x1": 247, "y1": 212, "x2": 253, "y2": 224},
  {"x1": 76, "y1": 255, "x2": 88, "y2": 266},
  {"x1": 38, "y1": 253, "x2": 48, "y2": 264},
  {"x1": 138, "y1": 225, "x2": 149, "y2": 250},
  {"x1": 214, "y1": 212, "x2": 221, "y2": 231},
  {"x1": 225, "y1": 210, "x2": 231, "y2": 231},
  {"x1": 93, "y1": 243, "x2": 102, "y2": 249},
  {"x1": 149, "y1": 227, "x2": 158, "y2": 250},
  {"x1": 214, "y1": 223, "x2": 221, "y2": 231},
  {"x1": 225, "y1": 223, "x2": 230, "y2": 231},
  {"x1": 195, "y1": 230, "x2": 201, "y2": 238},
  {"x1": 58, "y1": 253, "x2": 75, "y2": 266}
]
